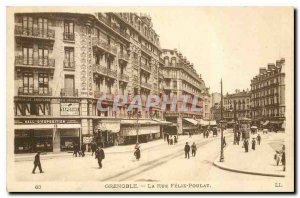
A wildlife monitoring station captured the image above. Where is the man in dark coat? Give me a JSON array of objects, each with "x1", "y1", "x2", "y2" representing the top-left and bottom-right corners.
[
  {"x1": 243, "y1": 139, "x2": 249, "y2": 152},
  {"x1": 32, "y1": 152, "x2": 44, "y2": 174},
  {"x1": 91, "y1": 142, "x2": 97, "y2": 156},
  {"x1": 256, "y1": 134, "x2": 261, "y2": 145},
  {"x1": 252, "y1": 138, "x2": 256, "y2": 150},
  {"x1": 81, "y1": 144, "x2": 86, "y2": 157},
  {"x1": 134, "y1": 148, "x2": 141, "y2": 160},
  {"x1": 167, "y1": 135, "x2": 170, "y2": 145},
  {"x1": 184, "y1": 142, "x2": 190, "y2": 159},
  {"x1": 95, "y1": 146, "x2": 105, "y2": 169}
]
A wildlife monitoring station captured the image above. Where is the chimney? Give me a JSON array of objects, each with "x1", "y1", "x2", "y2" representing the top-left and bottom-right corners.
[
  {"x1": 267, "y1": 63, "x2": 276, "y2": 70},
  {"x1": 259, "y1": 67, "x2": 267, "y2": 74}
]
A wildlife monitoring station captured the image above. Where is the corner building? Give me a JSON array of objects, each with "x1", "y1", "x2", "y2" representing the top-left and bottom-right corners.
[
  {"x1": 250, "y1": 58, "x2": 286, "y2": 131},
  {"x1": 161, "y1": 49, "x2": 209, "y2": 135},
  {"x1": 13, "y1": 12, "x2": 168, "y2": 154}
]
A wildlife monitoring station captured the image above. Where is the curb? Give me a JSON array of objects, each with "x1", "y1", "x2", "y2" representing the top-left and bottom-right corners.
[{"x1": 213, "y1": 161, "x2": 285, "y2": 178}]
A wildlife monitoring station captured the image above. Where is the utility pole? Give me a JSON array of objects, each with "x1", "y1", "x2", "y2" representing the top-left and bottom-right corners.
[
  {"x1": 233, "y1": 100, "x2": 237, "y2": 144},
  {"x1": 220, "y1": 79, "x2": 225, "y2": 162}
]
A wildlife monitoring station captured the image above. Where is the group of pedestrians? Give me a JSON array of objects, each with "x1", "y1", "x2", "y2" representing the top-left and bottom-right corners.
[
  {"x1": 166, "y1": 134, "x2": 178, "y2": 145},
  {"x1": 242, "y1": 133, "x2": 262, "y2": 152},
  {"x1": 72, "y1": 143, "x2": 86, "y2": 157},
  {"x1": 274, "y1": 145, "x2": 286, "y2": 171},
  {"x1": 184, "y1": 142, "x2": 197, "y2": 159}
]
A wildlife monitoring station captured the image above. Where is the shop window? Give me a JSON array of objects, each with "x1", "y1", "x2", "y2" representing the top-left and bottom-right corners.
[{"x1": 38, "y1": 103, "x2": 51, "y2": 116}]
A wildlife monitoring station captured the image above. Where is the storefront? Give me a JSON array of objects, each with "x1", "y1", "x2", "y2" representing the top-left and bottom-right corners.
[
  {"x1": 182, "y1": 118, "x2": 198, "y2": 135},
  {"x1": 14, "y1": 118, "x2": 81, "y2": 154},
  {"x1": 93, "y1": 120, "x2": 121, "y2": 147},
  {"x1": 15, "y1": 129, "x2": 53, "y2": 154},
  {"x1": 120, "y1": 120, "x2": 161, "y2": 144}
]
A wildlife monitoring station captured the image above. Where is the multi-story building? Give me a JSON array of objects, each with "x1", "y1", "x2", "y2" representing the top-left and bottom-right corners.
[
  {"x1": 202, "y1": 88, "x2": 211, "y2": 120},
  {"x1": 210, "y1": 103, "x2": 221, "y2": 122},
  {"x1": 223, "y1": 90, "x2": 251, "y2": 122},
  {"x1": 13, "y1": 12, "x2": 169, "y2": 154},
  {"x1": 161, "y1": 49, "x2": 209, "y2": 135},
  {"x1": 250, "y1": 58, "x2": 286, "y2": 131},
  {"x1": 211, "y1": 92, "x2": 221, "y2": 108}
]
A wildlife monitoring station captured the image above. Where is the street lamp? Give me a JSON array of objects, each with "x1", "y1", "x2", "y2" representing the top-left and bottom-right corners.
[
  {"x1": 230, "y1": 100, "x2": 237, "y2": 144},
  {"x1": 219, "y1": 79, "x2": 225, "y2": 162}
]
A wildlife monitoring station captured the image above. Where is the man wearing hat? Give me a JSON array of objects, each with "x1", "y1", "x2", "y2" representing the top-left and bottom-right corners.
[{"x1": 32, "y1": 151, "x2": 44, "y2": 174}]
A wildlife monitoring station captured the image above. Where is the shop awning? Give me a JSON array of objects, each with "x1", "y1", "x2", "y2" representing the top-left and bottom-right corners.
[
  {"x1": 122, "y1": 125, "x2": 160, "y2": 136},
  {"x1": 152, "y1": 119, "x2": 172, "y2": 125},
  {"x1": 263, "y1": 121, "x2": 270, "y2": 126},
  {"x1": 121, "y1": 119, "x2": 158, "y2": 125},
  {"x1": 196, "y1": 119, "x2": 209, "y2": 126},
  {"x1": 56, "y1": 124, "x2": 81, "y2": 129},
  {"x1": 209, "y1": 120, "x2": 217, "y2": 125},
  {"x1": 183, "y1": 118, "x2": 198, "y2": 125},
  {"x1": 95, "y1": 121, "x2": 120, "y2": 133},
  {"x1": 15, "y1": 124, "x2": 55, "y2": 129}
]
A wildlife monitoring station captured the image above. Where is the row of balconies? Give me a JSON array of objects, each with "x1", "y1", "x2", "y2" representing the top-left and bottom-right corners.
[
  {"x1": 15, "y1": 25, "x2": 55, "y2": 40},
  {"x1": 92, "y1": 37, "x2": 118, "y2": 55},
  {"x1": 17, "y1": 87, "x2": 78, "y2": 97},
  {"x1": 93, "y1": 64, "x2": 118, "y2": 79},
  {"x1": 15, "y1": 56, "x2": 55, "y2": 68},
  {"x1": 98, "y1": 15, "x2": 131, "y2": 40}
]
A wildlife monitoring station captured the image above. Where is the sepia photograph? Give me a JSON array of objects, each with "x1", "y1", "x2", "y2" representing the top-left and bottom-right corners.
[{"x1": 6, "y1": 6, "x2": 294, "y2": 192}]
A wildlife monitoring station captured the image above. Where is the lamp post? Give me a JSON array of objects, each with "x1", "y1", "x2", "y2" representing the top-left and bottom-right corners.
[
  {"x1": 220, "y1": 79, "x2": 225, "y2": 162},
  {"x1": 230, "y1": 100, "x2": 237, "y2": 144}
]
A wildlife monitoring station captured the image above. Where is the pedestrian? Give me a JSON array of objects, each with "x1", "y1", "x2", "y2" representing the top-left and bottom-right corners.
[
  {"x1": 256, "y1": 134, "x2": 261, "y2": 145},
  {"x1": 243, "y1": 139, "x2": 249, "y2": 152},
  {"x1": 32, "y1": 152, "x2": 44, "y2": 174},
  {"x1": 73, "y1": 143, "x2": 79, "y2": 157},
  {"x1": 251, "y1": 138, "x2": 256, "y2": 150},
  {"x1": 184, "y1": 142, "x2": 190, "y2": 159},
  {"x1": 282, "y1": 150, "x2": 286, "y2": 171},
  {"x1": 191, "y1": 142, "x2": 197, "y2": 157},
  {"x1": 81, "y1": 144, "x2": 86, "y2": 157},
  {"x1": 206, "y1": 130, "x2": 209, "y2": 138},
  {"x1": 274, "y1": 151, "x2": 281, "y2": 166},
  {"x1": 203, "y1": 130, "x2": 206, "y2": 138},
  {"x1": 134, "y1": 148, "x2": 141, "y2": 160},
  {"x1": 167, "y1": 135, "x2": 170, "y2": 145},
  {"x1": 91, "y1": 142, "x2": 97, "y2": 156},
  {"x1": 95, "y1": 146, "x2": 105, "y2": 169},
  {"x1": 174, "y1": 135, "x2": 177, "y2": 144},
  {"x1": 170, "y1": 136, "x2": 173, "y2": 145}
]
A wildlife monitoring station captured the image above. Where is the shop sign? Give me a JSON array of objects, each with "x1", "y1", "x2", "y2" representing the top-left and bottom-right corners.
[
  {"x1": 60, "y1": 103, "x2": 80, "y2": 116},
  {"x1": 15, "y1": 119, "x2": 80, "y2": 125},
  {"x1": 83, "y1": 136, "x2": 93, "y2": 144}
]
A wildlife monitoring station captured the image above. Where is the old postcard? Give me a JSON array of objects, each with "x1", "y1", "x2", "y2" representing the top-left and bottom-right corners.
[{"x1": 6, "y1": 6, "x2": 294, "y2": 192}]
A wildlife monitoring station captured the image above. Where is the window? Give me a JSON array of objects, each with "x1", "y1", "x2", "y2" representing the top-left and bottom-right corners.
[
  {"x1": 64, "y1": 21, "x2": 74, "y2": 41},
  {"x1": 173, "y1": 80, "x2": 177, "y2": 89},
  {"x1": 22, "y1": 47, "x2": 33, "y2": 65},
  {"x1": 22, "y1": 16, "x2": 33, "y2": 35},
  {"x1": 15, "y1": 102, "x2": 50, "y2": 116},
  {"x1": 64, "y1": 47, "x2": 74, "y2": 69},
  {"x1": 38, "y1": 18, "x2": 48, "y2": 37},
  {"x1": 38, "y1": 46, "x2": 49, "y2": 66},
  {"x1": 38, "y1": 73, "x2": 49, "y2": 94},
  {"x1": 23, "y1": 73, "x2": 34, "y2": 94}
]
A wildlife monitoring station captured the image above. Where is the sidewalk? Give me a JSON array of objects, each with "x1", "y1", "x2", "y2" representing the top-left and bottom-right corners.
[
  {"x1": 213, "y1": 132, "x2": 285, "y2": 177},
  {"x1": 14, "y1": 135, "x2": 190, "y2": 162}
]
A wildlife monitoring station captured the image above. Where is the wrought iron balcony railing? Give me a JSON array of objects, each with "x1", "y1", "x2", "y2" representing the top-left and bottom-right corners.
[
  {"x1": 63, "y1": 60, "x2": 75, "y2": 70},
  {"x1": 61, "y1": 88, "x2": 78, "y2": 97},
  {"x1": 18, "y1": 87, "x2": 52, "y2": 96},
  {"x1": 92, "y1": 37, "x2": 117, "y2": 55},
  {"x1": 15, "y1": 56, "x2": 55, "y2": 68},
  {"x1": 15, "y1": 25, "x2": 55, "y2": 40},
  {"x1": 63, "y1": 32, "x2": 75, "y2": 41}
]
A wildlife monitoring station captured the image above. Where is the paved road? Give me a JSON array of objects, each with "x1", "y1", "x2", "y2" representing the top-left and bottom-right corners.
[{"x1": 14, "y1": 132, "x2": 282, "y2": 182}]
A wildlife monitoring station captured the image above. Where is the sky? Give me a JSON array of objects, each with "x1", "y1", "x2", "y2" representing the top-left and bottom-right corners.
[{"x1": 149, "y1": 7, "x2": 293, "y2": 94}]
